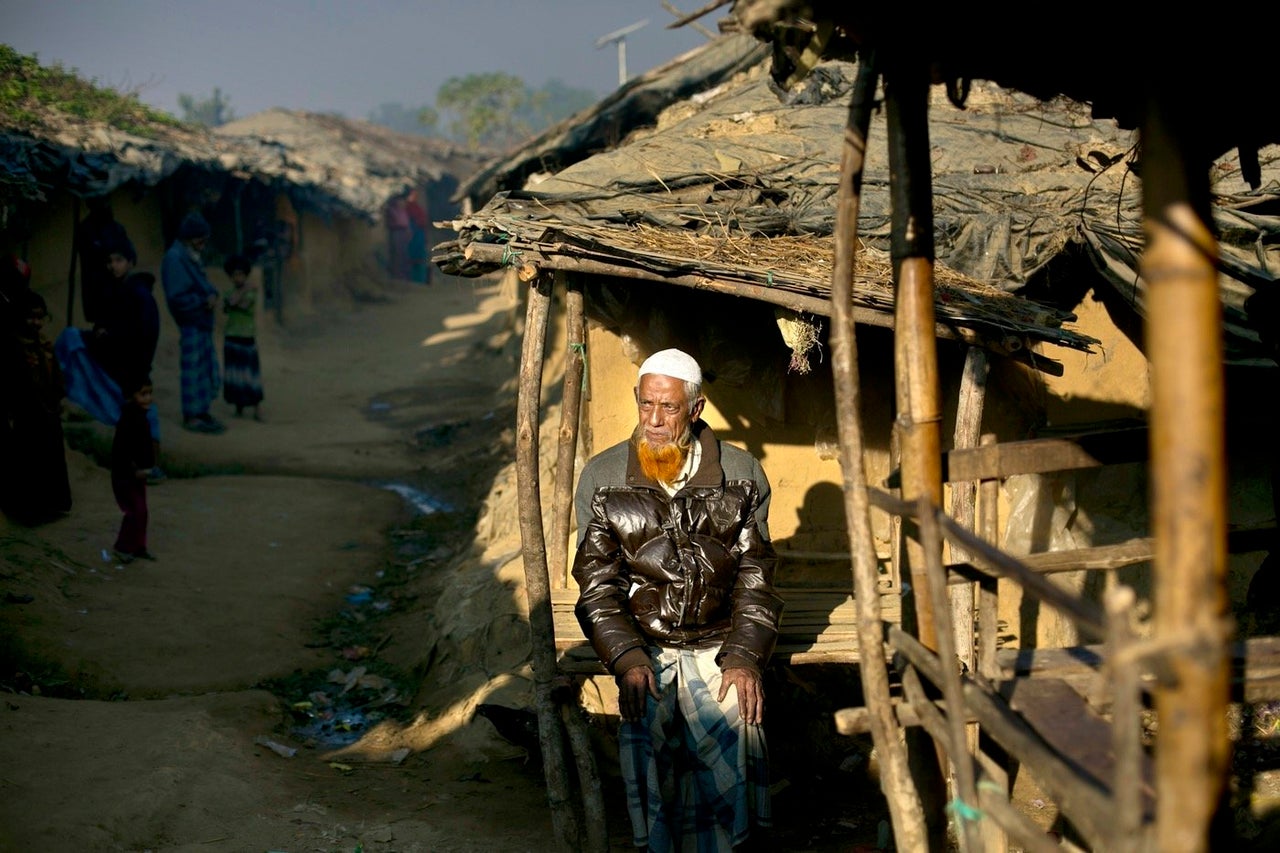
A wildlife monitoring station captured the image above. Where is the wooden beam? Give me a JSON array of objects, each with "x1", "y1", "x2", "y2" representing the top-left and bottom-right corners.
[
  {"x1": 513, "y1": 269, "x2": 582, "y2": 851},
  {"x1": 455, "y1": 241, "x2": 1066, "y2": 375},
  {"x1": 826, "y1": 52, "x2": 928, "y2": 850},
  {"x1": 1142, "y1": 97, "x2": 1231, "y2": 853},
  {"x1": 546, "y1": 272, "x2": 585, "y2": 589}
]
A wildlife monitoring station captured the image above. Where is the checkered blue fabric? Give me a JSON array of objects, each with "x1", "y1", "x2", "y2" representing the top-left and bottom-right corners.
[
  {"x1": 620, "y1": 646, "x2": 771, "y2": 852},
  {"x1": 55, "y1": 327, "x2": 160, "y2": 441},
  {"x1": 178, "y1": 325, "x2": 219, "y2": 419}
]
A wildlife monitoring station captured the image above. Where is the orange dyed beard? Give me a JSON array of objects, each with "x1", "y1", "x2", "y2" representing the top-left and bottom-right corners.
[{"x1": 637, "y1": 441, "x2": 687, "y2": 484}]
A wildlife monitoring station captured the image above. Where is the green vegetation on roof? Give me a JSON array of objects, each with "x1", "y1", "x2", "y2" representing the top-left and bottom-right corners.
[{"x1": 0, "y1": 44, "x2": 184, "y2": 137}]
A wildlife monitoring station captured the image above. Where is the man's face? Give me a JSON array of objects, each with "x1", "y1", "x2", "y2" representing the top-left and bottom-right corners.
[{"x1": 635, "y1": 373, "x2": 702, "y2": 449}]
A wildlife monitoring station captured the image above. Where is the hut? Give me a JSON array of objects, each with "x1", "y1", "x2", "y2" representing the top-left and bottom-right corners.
[
  {"x1": 435, "y1": 20, "x2": 1280, "y2": 851},
  {"x1": 1, "y1": 50, "x2": 486, "y2": 330}
]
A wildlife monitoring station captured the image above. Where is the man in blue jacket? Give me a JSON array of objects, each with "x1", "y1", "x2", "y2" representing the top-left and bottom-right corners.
[{"x1": 161, "y1": 212, "x2": 225, "y2": 434}]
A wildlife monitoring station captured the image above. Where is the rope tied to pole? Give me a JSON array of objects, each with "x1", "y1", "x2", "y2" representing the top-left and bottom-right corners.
[{"x1": 501, "y1": 244, "x2": 523, "y2": 266}]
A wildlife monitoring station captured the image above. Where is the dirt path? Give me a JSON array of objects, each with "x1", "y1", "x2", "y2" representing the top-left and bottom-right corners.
[
  {"x1": 2, "y1": 272, "x2": 903, "y2": 852},
  {"x1": 0, "y1": 276, "x2": 567, "y2": 852}
]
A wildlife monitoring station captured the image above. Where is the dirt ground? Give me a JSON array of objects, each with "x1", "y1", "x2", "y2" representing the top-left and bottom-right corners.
[{"x1": 0, "y1": 272, "x2": 902, "y2": 852}]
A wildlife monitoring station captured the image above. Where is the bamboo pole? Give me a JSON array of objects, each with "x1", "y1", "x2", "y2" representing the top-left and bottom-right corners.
[
  {"x1": 977, "y1": 433, "x2": 1007, "y2": 852},
  {"x1": 561, "y1": 702, "x2": 608, "y2": 853},
  {"x1": 66, "y1": 196, "x2": 81, "y2": 328},
  {"x1": 885, "y1": 57, "x2": 948, "y2": 847},
  {"x1": 827, "y1": 51, "x2": 927, "y2": 850},
  {"x1": 547, "y1": 272, "x2": 586, "y2": 589},
  {"x1": 1106, "y1": 585, "x2": 1145, "y2": 851},
  {"x1": 950, "y1": 347, "x2": 988, "y2": 671},
  {"x1": 1140, "y1": 99, "x2": 1231, "y2": 853},
  {"x1": 513, "y1": 268, "x2": 580, "y2": 851},
  {"x1": 917, "y1": 495, "x2": 982, "y2": 853}
]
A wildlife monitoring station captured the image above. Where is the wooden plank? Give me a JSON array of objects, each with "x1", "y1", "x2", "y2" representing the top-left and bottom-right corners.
[
  {"x1": 996, "y1": 637, "x2": 1280, "y2": 704},
  {"x1": 997, "y1": 678, "x2": 1155, "y2": 822},
  {"x1": 945, "y1": 426, "x2": 1149, "y2": 483}
]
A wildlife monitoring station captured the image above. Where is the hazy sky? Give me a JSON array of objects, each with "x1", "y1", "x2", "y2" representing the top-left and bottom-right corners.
[{"x1": 4, "y1": 0, "x2": 716, "y2": 120}]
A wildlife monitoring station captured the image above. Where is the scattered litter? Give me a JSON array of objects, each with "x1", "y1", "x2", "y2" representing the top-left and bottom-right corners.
[
  {"x1": 328, "y1": 762, "x2": 354, "y2": 773},
  {"x1": 100, "y1": 549, "x2": 111, "y2": 562},
  {"x1": 345, "y1": 587, "x2": 372, "y2": 605},
  {"x1": 254, "y1": 736, "x2": 298, "y2": 758},
  {"x1": 341, "y1": 645, "x2": 370, "y2": 661},
  {"x1": 388, "y1": 747, "x2": 410, "y2": 765},
  {"x1": 377, "y1": 482, "x2": 449, "y2": 515}
]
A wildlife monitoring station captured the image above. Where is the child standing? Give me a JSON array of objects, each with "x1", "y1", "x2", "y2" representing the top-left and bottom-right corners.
[
  {"x1": 220, "y1": 254, "x2": 265, "y2": 421},
  {"x1": 111, "y1": 376, "x2": 156, "y2": 563}
]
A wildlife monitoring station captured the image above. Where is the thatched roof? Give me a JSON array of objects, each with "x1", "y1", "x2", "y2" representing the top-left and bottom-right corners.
[
  {"x1": 216, "y1": 109, "x2": 487, "y2": 218},
  {"x1": 0, "y1": 90, "x2": 480, "y2": 222},
  {"x1": 454, "y1": 33, "x2": 769, "y2": 211},
  {"x1": 435, "y1": 47, "x2": 1280, "y2": 367}
]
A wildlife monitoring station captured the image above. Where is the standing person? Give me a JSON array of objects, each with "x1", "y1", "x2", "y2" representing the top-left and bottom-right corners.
[
  {"x1": 0, "y1": 288, "x2": 73, "y2": 525},
  {"x1": 76, "y1": 196, "x2": 129, "y2": 325},
  {"x1": 572, "y1": 348, "x2": 783, "y2": 852},
  {"x1": 384, "y1": 190, "x2": 411, "y2": 280},
  {"x1": 405, "y1": 188, "x2": 429, "y2": 283},
  {"x1": 58, "y1": 236, "x2": 167, "y2": 482},
  {"x1": 110, "y1": 375, "x2": 156, "y2": 563},
  {"x1": 161, "y1": 211, "x2": 225, "y2": 434},
  {"x1": 220, "y1": 254, "x2": 265, "y2": 421},
  {"x1": 89, "y1": 234, "x2": 160, "y2": 393}
]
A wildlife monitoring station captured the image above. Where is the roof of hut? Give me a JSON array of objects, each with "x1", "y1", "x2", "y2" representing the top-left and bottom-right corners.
[
  {"x1": 0, "y1": 49, "x2": 481, "y2": 223},
  {"x1": 436, "y1": 45, "x2": 1280, "y2": 368},
  {"x1": 216, "y1": 109, "x2": 487, "y2": 218},
  {"x1": 454, "y1": 32, "x2": 769, "y2": 211}
]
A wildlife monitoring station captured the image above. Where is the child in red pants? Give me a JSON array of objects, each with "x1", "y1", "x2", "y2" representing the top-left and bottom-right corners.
[{"x1": 111, "y1": 376, "x2": 156, "y2": 563}]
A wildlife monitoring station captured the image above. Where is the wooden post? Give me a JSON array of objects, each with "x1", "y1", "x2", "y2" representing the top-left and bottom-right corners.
[
  {"x1": 827, "y1": 51, "x2": 928, "y2": 850},
  {"x1": 66, "y1": 196, "x2": 81, "y2": 329},
  {"x1": 1141, "y1": 97, "x2": 1231, "y2": 853},
  {"x1": 950, "y1": 346, "x2": 988, "y2": 670},
  {"x1": 547, "y1": 272, "x2": 586, "y2": 589},
  {"x1": 886, "y1": 56, "x2": 948, "y2": 848},
  {"x1": 976, "y1": 433, "x2": 1007, "y2": 852},
  {"x1": 917, "y1": 496, "x2": 983, "y2": 853},
  {"x1": 514, "y1": 267, "x2": 581, "y2": 851},
  {"x1": 1106, "y1": 585, "x2": 1145, "y2": 851}
]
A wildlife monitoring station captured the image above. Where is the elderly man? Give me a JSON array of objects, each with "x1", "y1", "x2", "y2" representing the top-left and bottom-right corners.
[
  {"x1": 161, "y1": 211, "x2": 225, "y2": 434},
  {"x1": 573, "y1": 347, "x2": 783, "y2": 851}
]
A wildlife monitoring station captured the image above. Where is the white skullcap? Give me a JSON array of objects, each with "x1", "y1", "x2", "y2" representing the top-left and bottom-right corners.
[{"x1": 638, "y1": 348, "x2": 702, "y2": 386}]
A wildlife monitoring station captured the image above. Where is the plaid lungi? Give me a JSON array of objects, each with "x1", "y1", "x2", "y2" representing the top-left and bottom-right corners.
[
  {"x1": 55, "y1": 327, "x2": 161, "y2": 441},
  {"x1": 178, "y1": 325, "x2": 220, "y2": 419},
  {"x1": 222, "y1": 335, "x2": 263, "y2": 408},
  {"x1": 620, "y1": 645, "x2": 771, "y2": 852}
]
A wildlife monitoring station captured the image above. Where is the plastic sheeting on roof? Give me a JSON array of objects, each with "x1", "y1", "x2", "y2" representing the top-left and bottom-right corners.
[{"x1": 440, "y1": 57, "x2": 1280, "y2": 364}]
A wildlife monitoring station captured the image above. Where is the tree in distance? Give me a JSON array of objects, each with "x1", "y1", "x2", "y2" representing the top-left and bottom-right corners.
[{"x1": 178, "y1": 87, "x2": 234, "y2": 127}]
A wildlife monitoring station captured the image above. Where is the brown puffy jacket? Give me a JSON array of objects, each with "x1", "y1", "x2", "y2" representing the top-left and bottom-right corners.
[{"x1": 572, "y1": 425, "x2": 783, "y2": 675}]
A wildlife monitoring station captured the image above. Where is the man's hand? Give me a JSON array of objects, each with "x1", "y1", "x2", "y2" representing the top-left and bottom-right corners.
[
  {"x1": 618, "y1": 665, "x2": 659, "y2": 723},
  {"x1": 719, "y1": 667, "x2": 764, "y2": 725}
]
